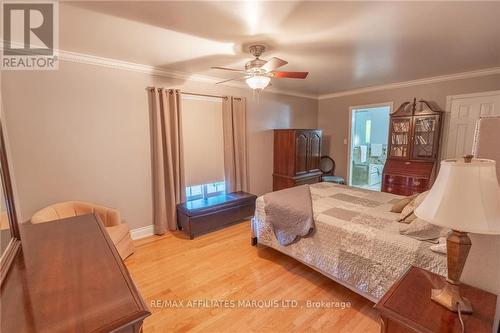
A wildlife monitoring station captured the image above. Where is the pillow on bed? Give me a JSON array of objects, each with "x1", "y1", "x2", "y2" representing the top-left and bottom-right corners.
[
  {"x1": 390, "y1": 194, "x2": 418, "y2": 213},
  {"x1": 398, "y1": 191, "x2": 429, "y2": 223},
  {"x1": 430, "y1": 237, "x2": 448, "y2": 254},
  {"x1": 400, "y1": 212, "x2": 417, "y2": 224},
  {"x1": 399, "y1": 218, "x2": 449, "y2": 242}
]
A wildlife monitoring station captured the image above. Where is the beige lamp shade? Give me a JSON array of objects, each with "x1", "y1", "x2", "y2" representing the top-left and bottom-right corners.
[{"x1": 415, "y1": 158, "x2": 500, "y2": 235}]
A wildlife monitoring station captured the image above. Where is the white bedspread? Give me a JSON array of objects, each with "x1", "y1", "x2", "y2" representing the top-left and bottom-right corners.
[{"x1": 252, "y1": 182, "x2": 447, "y2": 301}]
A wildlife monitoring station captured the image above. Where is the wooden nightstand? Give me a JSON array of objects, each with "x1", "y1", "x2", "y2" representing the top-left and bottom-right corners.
[{"x1": 375, "y1": 266, "x2": 497, "y2": 333}]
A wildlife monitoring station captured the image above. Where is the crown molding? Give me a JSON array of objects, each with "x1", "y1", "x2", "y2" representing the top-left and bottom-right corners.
[
  {"x1": 318, "y1": 67, "x2": 500, "y2": 100},
  {"x1": 54, "y1": 51, "x2": 500, "y2": 101},
  {"x1": 57, "y1": 50, "x2": 318, "y2": 100},
  {"x1": 0, "y1": 40, "x2": 316, "y2": 99},
  {"x1": 2, "y1": 41, "x2": 498, "y2": 101},
  {"x1": 59, "y1": 49, "x2": 217, "y2": 83}
]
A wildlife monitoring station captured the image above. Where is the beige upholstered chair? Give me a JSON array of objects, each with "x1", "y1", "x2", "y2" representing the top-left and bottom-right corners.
[{"x1": 31, "y1": 201, "x2": 135, "y2": 259}]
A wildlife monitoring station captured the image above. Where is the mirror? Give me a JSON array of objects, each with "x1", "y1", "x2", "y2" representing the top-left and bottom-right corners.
[
  {"x1": 1, "y1": 166, "x2": 11, "y2": 256},
  {"x1": 0, "y1": 118, "x2": 20, "y2": 269}
]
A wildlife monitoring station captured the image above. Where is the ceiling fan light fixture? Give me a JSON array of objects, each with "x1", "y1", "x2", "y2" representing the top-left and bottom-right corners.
[
  {"x1": 212, "y1": 45, "x2": 307, "y2": 88},
  {"x1": 246, "y1": 75, "x2": 271, "y2": 90}
]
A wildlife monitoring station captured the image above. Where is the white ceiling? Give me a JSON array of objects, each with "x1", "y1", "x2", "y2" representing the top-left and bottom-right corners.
[{"x1": 61, "y1": 1, "x2": 500, "y2": 96}]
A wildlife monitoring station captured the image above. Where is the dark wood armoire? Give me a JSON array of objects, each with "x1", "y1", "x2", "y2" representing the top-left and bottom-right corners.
[
  {"x1": 273, "y1": 129, "x2": 323, "y2": 191},
  {"x1": 382, "y1": 99, "x2": 443, "y2": 196}
]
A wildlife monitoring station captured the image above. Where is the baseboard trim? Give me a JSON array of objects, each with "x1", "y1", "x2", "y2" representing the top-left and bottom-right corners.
[{"x1": 130, "y1": 225, "x2": 155, "y2": 240}]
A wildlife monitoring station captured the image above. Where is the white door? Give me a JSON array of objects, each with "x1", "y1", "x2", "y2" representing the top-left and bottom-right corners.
[{"x1": 444, "y1": 91, "x2": 500, "y2": 159}]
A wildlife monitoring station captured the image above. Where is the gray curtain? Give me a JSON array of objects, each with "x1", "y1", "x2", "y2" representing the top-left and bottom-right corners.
[
  {"x1": 149, "y1": 88, "x2": 186, "y2": 234},
  {"x1": 222, "y1": 97, "x2": 248, "y2": 193}
]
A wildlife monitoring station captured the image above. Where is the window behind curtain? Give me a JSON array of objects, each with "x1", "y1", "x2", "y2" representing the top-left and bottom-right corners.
[{"x1": 181, "y1": 96, "x2": 225, "y2": 201}]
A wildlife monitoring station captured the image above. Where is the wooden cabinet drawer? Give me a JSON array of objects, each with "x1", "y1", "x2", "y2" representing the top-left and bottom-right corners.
[
  {"x1": 384, "y1": 184, "x2": 413, "y2": 196},
  {"x1": 385, "y1": 175, "x2": 410, "y2": 186},
  {"x1": 295, "y1": 175, "x2": 321, "y2": 186},
  {"x1": 409, "y1": 178, "x2": 428, "y2": 188},
  {"x1": 383, "y1": 175, "x2": 430, "y2": 195},
  {"x1": 385, "y1": 176, "x2": 429, "y2": 187}
]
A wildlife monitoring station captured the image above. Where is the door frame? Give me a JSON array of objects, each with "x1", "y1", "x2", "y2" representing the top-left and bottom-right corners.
[
  {"x1": 347, "y1": 102, "x2": 393, "y2": 186},
  {"x1": 442, "y1": 90, "x2": 500, "y2": 160}
]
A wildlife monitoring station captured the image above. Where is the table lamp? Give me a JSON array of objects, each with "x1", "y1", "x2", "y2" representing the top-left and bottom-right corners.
[{"x1": 414, "y1": 156, "x2": 500, "y2": 314}]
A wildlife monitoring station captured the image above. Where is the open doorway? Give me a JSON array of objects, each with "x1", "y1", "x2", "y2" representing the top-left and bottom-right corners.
[{"x1": 348, "y1": 103, "x2": 392, "y2": 191}]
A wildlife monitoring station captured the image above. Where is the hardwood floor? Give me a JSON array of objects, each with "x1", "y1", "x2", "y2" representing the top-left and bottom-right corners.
[{"x1": 125, "y1": 221, "x2": 380, "y2": 333}]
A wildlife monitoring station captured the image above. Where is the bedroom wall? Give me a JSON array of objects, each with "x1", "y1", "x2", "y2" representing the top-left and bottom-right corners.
[
  {"x1": 318, "y1": 74, "x2": 500, "y2": 180},
  {"x1": 1, "y1": 61, "x2": 317, "y2": 229}
]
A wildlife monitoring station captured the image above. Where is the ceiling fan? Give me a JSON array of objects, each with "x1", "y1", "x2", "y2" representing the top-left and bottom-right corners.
[{"x1": 211, "y1": 44, "x2": 308, "y2": 91}]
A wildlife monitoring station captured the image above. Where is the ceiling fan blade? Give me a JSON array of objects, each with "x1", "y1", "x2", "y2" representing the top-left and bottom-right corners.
[
  {"x1": 272, "y1": 71, "x2": 309, "y2": 79},
  {"x1": 261, "y1": 57, "x2": 288, "y2": 72},
  {"x1": 211, "y1": 66, "x2": 245, "y2": 72},
  {"x1": 215, "y1": 76, "x2": 249, "y2": 85}
]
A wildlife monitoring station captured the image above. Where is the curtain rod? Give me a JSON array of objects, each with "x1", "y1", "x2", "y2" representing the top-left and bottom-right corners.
[
  {"x1": 146, "y1": 87, "x2": 241, "y2": 101},
  {"x1": 182, "y1": 91, "x2": 226, "y2": 100}
]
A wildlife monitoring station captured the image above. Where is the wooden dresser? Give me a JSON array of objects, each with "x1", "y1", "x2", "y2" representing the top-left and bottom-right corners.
[
  {"x1": 273, "y1": 129, "x2": 323, "y2": 191},
  {"x1": 375, "y1": 266, "x2": 497, "y2": 333},
  {"x1": 1, "y1": 215, "x2": 150, "y2": 333},
  {"x1": 382, "y1": 99, "x2": 443, "y2": 195}
]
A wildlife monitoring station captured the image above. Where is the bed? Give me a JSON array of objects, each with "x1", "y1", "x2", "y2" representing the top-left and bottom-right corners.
[{"x1": 251, "y1": 182, "x2": 447, "y2": 302}]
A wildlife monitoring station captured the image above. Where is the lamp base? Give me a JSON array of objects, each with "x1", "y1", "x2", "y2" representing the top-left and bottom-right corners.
[
  {"x1": 431, "y1": 281, "x2": 472, "y2": 313},
  {"x1": 431, "y1": 229, "x2": 473, "y2": 313}
]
